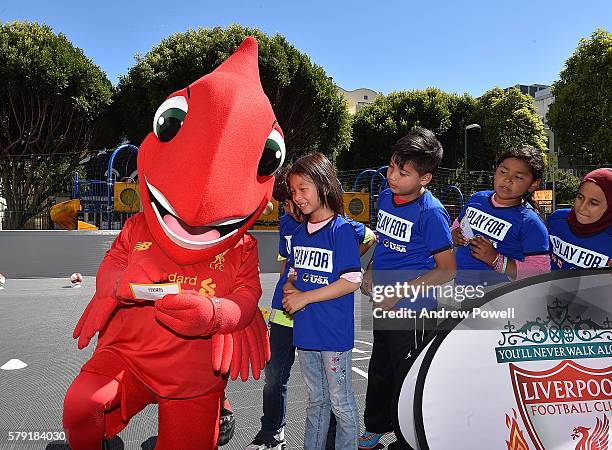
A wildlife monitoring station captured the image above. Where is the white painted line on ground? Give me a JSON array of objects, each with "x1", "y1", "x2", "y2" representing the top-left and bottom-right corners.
[
  {"x1": 352, "y1": 356, "x2": 371, "y2": 361},
  {"x1": 352, "y1": 367, "x2": 368, "y2": 379},
  {"x1": 353, "y1": 348, "x2": 368, "y2": 354},
  {"x1": 354, "y1": 340, "x2": 373, "y2": 346}
]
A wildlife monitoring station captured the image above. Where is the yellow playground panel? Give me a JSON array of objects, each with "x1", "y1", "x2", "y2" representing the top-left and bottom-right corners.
[
  {"x1": 114, "y1": 182, "x2": 141, "y2": 213},
  {"x1": 50, "y1": 199, "x2": 98, "y2": 230}
]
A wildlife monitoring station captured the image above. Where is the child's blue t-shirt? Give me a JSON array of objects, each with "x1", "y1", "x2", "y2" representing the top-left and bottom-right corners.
[
  {"x1": 455, "y1": 190, "x2": 549, "y2": 286},
  {"x1": 288, "y1": 215, "x2": 361, "y2": 352},
  {"x1": 547, "y1": 208, "x2": 612, "y2": 270},
  {"x1": 270, "y1": 214, "x2": 303, "y2": 310},
  {"x1": 271, "y1": 215, "x2": 367, "y2": 310},
  {"x1": 372, "y1": 189, "x2": 453, "y2": 310}
]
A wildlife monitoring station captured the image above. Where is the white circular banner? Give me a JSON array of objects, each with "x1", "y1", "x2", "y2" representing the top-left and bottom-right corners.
[
  {"x1": 398, "y1": 270, "x2": 612, "y2": 450},
  {"x1": 399, "y1": 337, "x2": 437, "y2": 448}
]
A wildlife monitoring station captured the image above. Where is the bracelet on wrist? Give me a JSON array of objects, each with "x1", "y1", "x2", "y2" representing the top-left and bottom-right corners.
[
  {"x1": 501, "y1": 256, "x2": 509, "y2": 274},
  {"x1": 490, "y1": 253, "x2": 500, "y2": 268},
  {"x1": 492, "y1": 254, "x2": 510, "y2": 274}
]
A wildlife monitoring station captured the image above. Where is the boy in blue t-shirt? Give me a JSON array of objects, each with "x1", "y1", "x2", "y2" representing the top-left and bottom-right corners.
[{"x1": 360, "y1": 128, "x2": 456, "y2": 450}]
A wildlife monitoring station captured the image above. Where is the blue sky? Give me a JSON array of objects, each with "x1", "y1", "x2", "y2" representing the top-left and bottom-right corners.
[{"x1": 1, "y1": 0, "x2": 610, "y2": 96}]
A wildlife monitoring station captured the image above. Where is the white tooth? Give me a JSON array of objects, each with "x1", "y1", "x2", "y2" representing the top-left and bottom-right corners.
[
  {"x1": 207, "y1": 217, "x2": 246, "y2": 226},
  {"x1": 146, "y1": 178, "x2": 179, "y2": 217}
]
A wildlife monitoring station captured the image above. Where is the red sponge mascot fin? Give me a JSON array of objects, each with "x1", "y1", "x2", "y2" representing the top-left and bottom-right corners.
[{"x1": 63, "y1": 37, "x2": 279, "y2": 450}]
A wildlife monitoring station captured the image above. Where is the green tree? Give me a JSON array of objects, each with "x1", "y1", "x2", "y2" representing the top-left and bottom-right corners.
[
  {"x1": 473, "y1": 87, "x2": 548, "y2": 170},
  {"x1": 0, "y1": 21, "x2": 112, "y2": 229},
  {"x1": 440, "y1": 93, "x2": 479, "y2": 168},
  {"x1": 547, "y1": 29, "x2": 612, "y2": 164},
  {"x1": 339, "y1": 88, "x2": 468, "y2": 169},
  {"x1": 105, "y1": 25, "x2": 351, "y2": 160},
  {"x1": 339, "y1": 86, "x2": 547, "y2": 173},
  {"x1": 555, "y1": 170, "x2": 581, "y2": 205}
]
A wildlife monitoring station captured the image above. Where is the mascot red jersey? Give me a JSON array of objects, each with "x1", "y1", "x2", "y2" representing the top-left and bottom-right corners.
[{"x1": 63, "y1": 37, "x2": 281, "y2": 450}]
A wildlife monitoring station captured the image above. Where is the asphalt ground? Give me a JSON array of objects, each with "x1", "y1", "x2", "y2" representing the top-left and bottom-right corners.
[{"x1": 0, "y1": 275, "x2": 397, "y2": 450}]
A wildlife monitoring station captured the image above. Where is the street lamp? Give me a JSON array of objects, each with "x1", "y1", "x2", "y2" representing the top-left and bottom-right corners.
[{"x1": 464, "y1": 123, "x2": 481, "y2": 195}]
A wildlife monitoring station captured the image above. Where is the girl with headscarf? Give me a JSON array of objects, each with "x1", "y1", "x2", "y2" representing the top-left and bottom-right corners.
[{"x1": 548, "y1": 168, "x2": 612, "y2": 270}]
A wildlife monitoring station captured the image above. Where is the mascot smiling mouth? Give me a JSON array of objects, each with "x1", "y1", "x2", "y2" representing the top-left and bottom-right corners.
[{"x1": 146, "y1": 178, "x2": 262, "y2": 249}]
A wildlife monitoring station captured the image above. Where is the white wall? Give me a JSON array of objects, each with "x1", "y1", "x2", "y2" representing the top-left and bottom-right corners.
[{"x1": 337, "y1": 87, "x2": 381, "y2": 114}]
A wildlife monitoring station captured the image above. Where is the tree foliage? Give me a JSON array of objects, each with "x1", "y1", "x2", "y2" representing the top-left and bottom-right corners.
[
  {"x1": 0, "y1": 21, "x2": 112, "y2": 228},
  {"x1": 103, "y1": 25, "x2": 351, "y2": 160},
  {"x1": 340, "y1": 86, "x2": 547, "y2": 173},
  {"x1": 554, "y1": 169, "x2": 581, "y2": 205},
  {"x1": 473, "y1": 87, "x2": 548, "y2": 166},
  {"x1": 547, "y1": 29, "x2": 612, "y2": 164},
  {"x1": 339, "y1": 89, "x2": 475, "y2": 169}
]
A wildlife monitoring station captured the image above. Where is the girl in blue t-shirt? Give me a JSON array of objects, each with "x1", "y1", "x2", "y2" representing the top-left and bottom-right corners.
[
  {"x1": 283, "y1": 152, "x2": 362, "y2": 450},
  {"x1": 452, "y1": 147, "x2": 550, "y2": 287},
  {"x1": 548, "y1": 168, "x2": 612, "y2": 270}
]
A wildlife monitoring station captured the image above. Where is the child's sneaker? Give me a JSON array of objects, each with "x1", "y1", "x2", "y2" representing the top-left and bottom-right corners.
[
  {"x1": 245, "y1": 429, "x2": 286, "y2": 450},
  {"x1": 359, "y1": 431, "x2": 387, "y2": 449}
]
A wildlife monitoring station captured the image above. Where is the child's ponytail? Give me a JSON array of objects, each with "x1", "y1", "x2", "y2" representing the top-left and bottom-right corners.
[{"x1": 521, "y1": 190, "x2": 540, "y2": 213}]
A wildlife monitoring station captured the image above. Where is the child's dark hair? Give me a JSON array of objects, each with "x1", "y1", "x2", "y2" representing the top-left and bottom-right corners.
[
  {"x1": 286, "y1": 152, "x2": 344, "y2": 219},
  {"x1": 391, "y1": 127, "x2": 444, "y2": 175},
  {"x1": 272, "y1": 166, "x2": 291, "y2": 202},
  {"x1": 496, "y1": 147, "x2": 545, "y2": 210}
]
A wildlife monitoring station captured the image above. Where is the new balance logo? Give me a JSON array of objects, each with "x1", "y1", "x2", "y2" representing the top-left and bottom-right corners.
[{"x1": 133, "y1": 242, "x2": 152, "y2": 252}]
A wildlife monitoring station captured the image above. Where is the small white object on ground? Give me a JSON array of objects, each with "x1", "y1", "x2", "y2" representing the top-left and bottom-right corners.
[
  {"x1": 1, "y1": 359, "x2": 28, "y2": 370},
  {"x1": 70, "y1": 272, "x2": 83, "y2": 287}
]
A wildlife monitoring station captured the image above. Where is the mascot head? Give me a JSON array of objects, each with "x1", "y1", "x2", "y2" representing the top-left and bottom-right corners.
[{"x1": 138, "y1": 37, "x2": 285, "y2": 265}]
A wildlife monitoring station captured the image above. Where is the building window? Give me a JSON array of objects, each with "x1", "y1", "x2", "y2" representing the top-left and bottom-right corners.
[{"x1": 363, "y1": 95, "x2": 368, "y2": 100}]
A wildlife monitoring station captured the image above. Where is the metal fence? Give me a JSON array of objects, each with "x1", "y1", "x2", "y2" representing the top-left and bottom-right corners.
[
  {"x1": 558, "y1": 165, "x2": 606, "y2": 178},
  {"x1": 0, "y1": 209, "x2": 53, "y2": 230},
  {"x1": 0, "y1": 147, "x2": 139, "y2": 230},
  {"x1": 2, "y1": 156, "x2": 609, "y2": 230},
  {"x1": 338, "y1": 166, "x2": 495, "y2": 226},
  {"x1": 1, "y1": 164, "x2": 493, "y2": 230}
]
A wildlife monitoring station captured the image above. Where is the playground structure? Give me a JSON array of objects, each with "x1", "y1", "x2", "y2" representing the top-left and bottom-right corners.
[
  {"x1": 49, "y1": 199, "x2": 98, "y2": 230},
  {"x1": 351, "y1": 166, "x2": 466, "y2": 225},
  {"x1": 49, "y1": 152, "x2": 555, "y2": 231},
  {"x1": 50, "y1": 155, "x2": 470, "y2": 231},
  {"x1": 50, "y1": 144, "x2": 140, "y2": 230}
]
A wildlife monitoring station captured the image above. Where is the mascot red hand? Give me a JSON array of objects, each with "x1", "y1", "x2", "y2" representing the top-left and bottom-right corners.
[
  {"x1": 211, "y1": 308, "x2": 271, "y2": 380},
  {"x1": 155, "y1": 291, "x2": 216, "y2": 337},
  {"x1": 64, "y1": 37, "x2": 282, "y2": 450}
]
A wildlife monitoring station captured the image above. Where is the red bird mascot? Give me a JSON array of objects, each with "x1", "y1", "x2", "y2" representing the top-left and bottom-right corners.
[{"x1": 63, "y1": 37, "x2": 282, "y2": 450}]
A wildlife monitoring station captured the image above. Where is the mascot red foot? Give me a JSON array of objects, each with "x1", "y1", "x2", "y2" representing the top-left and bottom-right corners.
[{"x1": 63, "y1": 37, "x2": 282, "y2": 450}]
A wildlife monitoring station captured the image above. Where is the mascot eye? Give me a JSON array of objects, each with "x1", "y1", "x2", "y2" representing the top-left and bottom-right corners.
[
  {"x1": 258, "y1": 129, "x2": 286, "y2": 177},
  {"x1": 153, "y1": 96, "x2": 188, "y2": 142}
]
